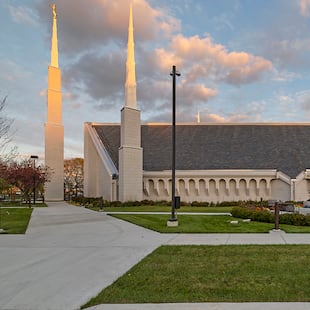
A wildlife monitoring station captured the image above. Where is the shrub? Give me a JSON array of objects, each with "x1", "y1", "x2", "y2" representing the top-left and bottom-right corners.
[
  {"x1": 251, "y1": 210, "x2": 274, "y2": 223},
  {"x1": 231, "y1": 207, "x2": 253, "y2": 219},
  {"x1": 280, "y1": 213, "x2": 308, "y2": 226},
  {"x1": 217, "y1": 201, "x2": 240, "y2": 207},
  {"x1": 232, "y1": 206, "x2": 310, "y2": 227},
  {"x1": 191, "y1": 201, "x2": 210, "y2": 207},
  {"x1": 141, "y1": 200, "x2": 153, "y2": 205},
  {"x1": 231, "y1": 207, "x2": 274, "y2": 223},
  {"x1": 109, "y1": 201, "x2": 122, "y2": 207}
]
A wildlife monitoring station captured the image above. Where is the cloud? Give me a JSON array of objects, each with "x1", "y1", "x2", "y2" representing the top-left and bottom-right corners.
[
  {"x1": 39, "y1": 89, "x2": 46, "y2": 97},
  {"x1": 8, "y1": 5, "x2": 37, "y2": 25},
  {"x1": 35, "y1": 0, "x2": 180, "y2": 56},
  {"x1": 38, "y1": 0, "x2": 273, "y2": 125},
  {"x1": 177, "y1": 82, "x2": 218, "y2": 105},
  {"x1": 272, "y1": 69, "x2": 301, "y2": 82},
  {"x1": 299, "y1": 0, "x2": 310, "y2": 16},
  {"x1": 154, "y1": 34, "x2": 272, "y2": 86},
  {"x1": 202, "y1": 113, "x2": 248, "y2": 123},
  {"x1": 204, "y1": 113, "x2": 227, "y2": 122},
  {"x1": 263, "y1": 38, "x2": 310, "y2": 69},
  {"x1": 63, "y1": 51, "x2": 125, "y2": 105}
]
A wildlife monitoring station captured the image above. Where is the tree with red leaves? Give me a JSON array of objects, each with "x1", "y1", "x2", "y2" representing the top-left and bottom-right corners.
[{"x1": 2, "y1": 159, "x2": 50, "y2": 203}]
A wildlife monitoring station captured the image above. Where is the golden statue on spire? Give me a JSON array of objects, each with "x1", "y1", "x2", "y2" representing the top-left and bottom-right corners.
[
  {"x1": 50, "y1": 4, "x2": 57, "y2": 18},
  {"x1": 49, "y1": 3, "x2": 58, "y2": 68}
]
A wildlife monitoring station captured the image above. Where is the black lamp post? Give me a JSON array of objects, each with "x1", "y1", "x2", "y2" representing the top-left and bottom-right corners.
[
  {"x1": 30, "y1": 155, "x2": 38, "y2": 205},
  {"x1": 169, "y1": 65, "x2": 180, "y2": 224}
]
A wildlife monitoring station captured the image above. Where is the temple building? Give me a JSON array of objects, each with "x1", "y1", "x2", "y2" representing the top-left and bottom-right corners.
[{"x1": 83, "y1": 5, "x2": 310, "y2": 203}]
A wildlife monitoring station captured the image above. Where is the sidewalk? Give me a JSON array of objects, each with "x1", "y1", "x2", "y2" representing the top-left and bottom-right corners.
[
  {"x1": 0, "y1": 202, "x2": 170, "y2": 310},
  {"x1": 0, "y1": 203, "x2": 309, "y2": 310}
]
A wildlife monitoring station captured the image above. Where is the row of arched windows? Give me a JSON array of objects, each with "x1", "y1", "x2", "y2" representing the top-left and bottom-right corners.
[{"x1": 144, "y1": 177, "x2": 274, "y2": 201}]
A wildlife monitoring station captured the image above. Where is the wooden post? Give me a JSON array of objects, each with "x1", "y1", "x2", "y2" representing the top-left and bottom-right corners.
[{"x1": 274, "y1": 201, "x2": 280, "y2": 230}]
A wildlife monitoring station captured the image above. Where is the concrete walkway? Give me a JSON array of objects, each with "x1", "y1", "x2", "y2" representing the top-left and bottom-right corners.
[
  {"x1": 0, "y1": 202, "x2": 310, "y2": 310},
  {"x1": 0, "y1": 202, "x2": 170, "y2": 310}
]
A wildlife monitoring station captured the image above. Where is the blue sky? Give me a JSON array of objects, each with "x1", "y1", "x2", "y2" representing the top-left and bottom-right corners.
[{"x1": 2, "y1": 0, "x2": 310, "y2": 160}]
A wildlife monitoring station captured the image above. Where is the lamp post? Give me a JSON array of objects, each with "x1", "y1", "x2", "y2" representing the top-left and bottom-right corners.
[
  {"x1": 30, "y1": 155, "x2": 38, "y2": 205},
  {"x1": 168, "y1": 65, "x2": 180, "y2": 227}
]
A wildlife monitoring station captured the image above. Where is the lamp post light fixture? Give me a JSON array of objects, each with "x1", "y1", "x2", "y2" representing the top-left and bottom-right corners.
[
  {"x1": 30, "y1": 155, "x2": 39, "y2": 205},
  {"x1": 167, "y1": 65, "x2": 181, "y2": 227}
]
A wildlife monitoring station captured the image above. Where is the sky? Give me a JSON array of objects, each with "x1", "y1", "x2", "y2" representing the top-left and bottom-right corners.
[{"x1": 2, "y1": 0, "x2": 310, "y2": 160}]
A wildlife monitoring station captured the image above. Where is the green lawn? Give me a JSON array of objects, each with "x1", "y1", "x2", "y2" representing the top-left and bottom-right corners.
[
  {"x1": 110, "y1": 214, "x2": 310, "y2": 233},
  {"x1": 0, "y1": 201, "x2": 47, "y2": 207},
  {"x1": 0, "y1": 207, "x2": 33, "y2": 234},
  {"x1": 94, "y1": 205, "x2": 233, "y2": 213},
  {"x1": 82, "y1": 244, "x2": 310, "y2": 307}
]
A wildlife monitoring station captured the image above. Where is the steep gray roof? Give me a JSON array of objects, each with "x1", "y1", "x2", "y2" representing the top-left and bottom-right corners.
[{"x1": 94, "y1": 124, "x2": 310, "y2": 177}]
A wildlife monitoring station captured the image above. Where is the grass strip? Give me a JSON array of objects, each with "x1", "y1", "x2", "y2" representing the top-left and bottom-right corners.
[
  {"x1": 83, "y1": 244, "x2": 310, "y2": 307},
  {"x1": 110, "y1": 214, "x2": 276, "y2": 233},
  {"x1": 0, "y1": 207, "x2": 33, "y2": 234},
  {"x1": 0, "y1": 201, "x2": 47, "y2": 207},
  {"x1": 110, "y1": 214, "x2": 310, "y2": 233},
  {"x1": 102, "y1": 206, "x2": 233, "y2": 213}
]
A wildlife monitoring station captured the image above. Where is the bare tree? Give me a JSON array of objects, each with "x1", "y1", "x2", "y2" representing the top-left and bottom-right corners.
[
  {"x1": 64, "y1": 158, "x2": 84, "y2": 200},
  {"x1": 0, "y1": 96, "x2": 16, "y2": 161}
]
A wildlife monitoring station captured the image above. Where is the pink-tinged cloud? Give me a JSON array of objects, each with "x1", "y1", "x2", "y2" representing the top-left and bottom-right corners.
[
  {"x1": 178, "y1": 82, "x2": 218, "y2": 103},
  {"x1": 299, "y1": 0, "x2": 310, "y2": 16},
  {"x1": 154, "y1": 48, "x2": 183, "y2": 72},
  {"x1": 204, "y1": 113, "x2": 248, "y2": 123},
  {"x1": 155, "y1": 34, "x2": 272, "y2": 85},
  {"x1": 206, "y1": 113, "x2": 226, "y2": 122}
]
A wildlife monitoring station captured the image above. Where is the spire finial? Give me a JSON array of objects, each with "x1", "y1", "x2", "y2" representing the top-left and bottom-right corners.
[
  {"x1": 125, "y1": 2, "x2": 137, "y2": 109},
  {"x1": 50, "y1": 4, "x2": 59, "y2": 68}
]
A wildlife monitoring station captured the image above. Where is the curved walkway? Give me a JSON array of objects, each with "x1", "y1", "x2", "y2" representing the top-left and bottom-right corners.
[{"x1": 0, "y1": 202, "x2": 309, "y2": 310}]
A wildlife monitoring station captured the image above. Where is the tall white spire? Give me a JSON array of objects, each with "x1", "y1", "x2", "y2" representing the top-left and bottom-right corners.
[
  {"x1": 45, "y1": 3, "x2": 64, "y2": 201},
  {"x1": 50, "y1": 4, "x2": 59, "y2": 68},
  {"x1": 197, "y1": 111, "x2": 201, "y2": 124},
  {"x1": 125, "y1": 2, "x2": 137, "y2": 109}
]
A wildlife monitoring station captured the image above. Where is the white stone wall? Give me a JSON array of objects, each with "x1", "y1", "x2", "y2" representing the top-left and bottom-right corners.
[
  {"x1": 118, "y1": 108, "x2": 143, "y2": 202},
  {"x1": 271, "y1": 179, "x2": 291, "y2": 202},
  {"x1": 143, "y1": 170, "x2": 294, "y2": 203},
  {"x1": 293, "y1": 170, "x2": 310, "y2": 201},
  {"x1": 119, "y1": 146, "x2": 143, "y2": 201},
  {"x1": 84, "y1": 123, "x2": 118, "y2": 200}
]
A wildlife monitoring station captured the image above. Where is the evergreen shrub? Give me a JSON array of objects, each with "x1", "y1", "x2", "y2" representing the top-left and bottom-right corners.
[{"x1": 232, "y1": 206, "x2": 310, "y2": 226}]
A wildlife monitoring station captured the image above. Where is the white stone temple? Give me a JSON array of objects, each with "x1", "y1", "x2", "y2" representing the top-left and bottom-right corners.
[{"x1": 83, "y1": 4, "x2": 310, "y2": 203}]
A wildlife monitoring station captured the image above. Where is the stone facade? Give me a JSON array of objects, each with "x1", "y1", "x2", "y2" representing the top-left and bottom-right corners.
[
  {"x1": 83, "y1": 123, "x2": 310, "y2": 203},
  {"x1": 143, "y1": 170, "x2": 292, "y2": 203},
  {"x1": 82, "y1": 5, "x2": 310, "y2": 204},
  {"x1": 118, "y1": 107, "x2": 143, "y2": 202}
]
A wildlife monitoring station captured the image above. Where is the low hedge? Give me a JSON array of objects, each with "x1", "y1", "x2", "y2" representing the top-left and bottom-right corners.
[
  {"x1": 232, "y1": 207, "x2": 274, "y2": 223},
  {"x1": 232, "y1": 207, "x2": 310, "y2": 226},
  {"x1": 71, "y1": 198, "x2": 243, "y2": 208}
]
